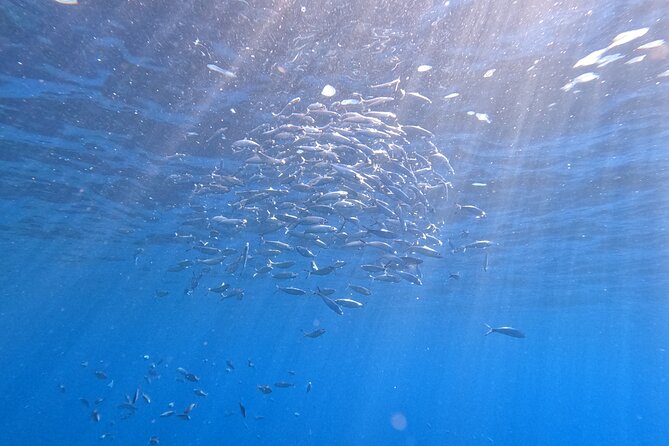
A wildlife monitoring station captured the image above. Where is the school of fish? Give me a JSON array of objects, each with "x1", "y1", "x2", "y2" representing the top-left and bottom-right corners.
[{"x1": 167, "y1": 83, "x2": 496, "y2": 319}]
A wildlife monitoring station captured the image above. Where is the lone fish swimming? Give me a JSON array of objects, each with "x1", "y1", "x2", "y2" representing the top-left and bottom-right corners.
[{"x1": 484, "y1": 324, "x2": 525, "y2": 338}]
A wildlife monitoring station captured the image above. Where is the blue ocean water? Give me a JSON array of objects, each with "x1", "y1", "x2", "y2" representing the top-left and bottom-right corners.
[{"x1": 1, "y1": 1, "x2": 668, "y2": 445}]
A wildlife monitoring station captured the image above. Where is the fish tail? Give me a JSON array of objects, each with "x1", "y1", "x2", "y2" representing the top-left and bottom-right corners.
[{"x1": 484, "y1": 324, "x2": 493, "y2": 336}]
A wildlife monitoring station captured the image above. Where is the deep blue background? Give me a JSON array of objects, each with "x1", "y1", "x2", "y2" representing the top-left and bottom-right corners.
[{"x1": 1, "y1": 0, "x2": 668, "y2": 445}]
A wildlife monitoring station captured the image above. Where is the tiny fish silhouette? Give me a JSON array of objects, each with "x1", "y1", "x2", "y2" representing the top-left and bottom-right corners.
[{"x1": 484, "y1": 324, "x2": 525, "y2": 338}]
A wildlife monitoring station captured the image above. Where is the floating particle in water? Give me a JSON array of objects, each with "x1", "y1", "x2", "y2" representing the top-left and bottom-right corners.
[
  {"x1": 483, "y1": 68, "x2": 496, "y2": 78},
  {"x1": 467, "y1": 111, "x2": 491, "y2": 123},
  {"x1": 416, "y1": 65, "x2": 432, "y2": 72},
  {"x1": 321, "y1": 84, "x2": 336, "y2": 97},
  {"x1": 390, "y1": 412, "x2": 408, "y2": 431}
]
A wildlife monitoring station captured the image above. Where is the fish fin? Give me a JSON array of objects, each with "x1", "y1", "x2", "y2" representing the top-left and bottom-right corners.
[{"x1": 484, "y1": 324, "x2": 493, "y2": 336}]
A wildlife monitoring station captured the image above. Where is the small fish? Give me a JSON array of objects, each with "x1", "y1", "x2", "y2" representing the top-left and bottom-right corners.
[
  {"x1": 272, "y1": 271, "x2": 299, "y2": 280},
  {"x1": 456, "y1": 204, "x2": 486, "y2": 218},
  {"x1": 408, "y1": 245, "x2": 442, "y2": 258},
  {"x1": 239, "y1": 402, "x2": 246, "y2": 418},
  {"x1": 303, "y1": 328, "x2": 326, "y2": 338},
  {"x1": 315, "y1": 287, "x2": 336, "y2": 296},
  {"x1": 185, "y1": 373, "x2": 200, "y2": 382},
  {"x1": 320, "y1": 294, "x2": 344, "y2": 315},
  {"x1": 277, "y1": 286, "x2": 307, "y2": 296},
  {"x1": 360, "y1": 264, "x2": 386, "y2": 273},
  {"x1": 348, "y1": 284, "x2": 371, "y2": 296},
  {"x1": 160, "y1": 410, "x2": 175, "y2": 417},
  {"x1": 274, "y1": 381, "x2": 295, "y2": 388},
  {"x1": 257, "y1": 385, "x2": 272, "y2": 394},
  {"x1": 253, "y1": 265, "x2": 272, "y2": 277},
  {"x1": 484, "y1": 324, "x2": 525, "y2": 338},
  {"x1": 269, "y1": 259, "x2": 296, "y2": 269},
  {"x1": 194, "y1": 389, "x2": 208, "y2": 397},
  {"x1": 272, "y1": 96, "x2": 301, "y2": 117},
  {"x1": 334, "y1": 298, "x2": 364, "y2": 308},
  {"x1": 94, "y1": 371, "x2": 108, "y2": 380},
  {"x1": 149, "y1": 436, "x2": 160, "y2": 445},
  {"x1": 306, "y1": 381, "x2": 312, "y2": 393},
  {"x1": 295, "y1": 246, "x2": 315, "y2": 258},
  {"x1": 226, "y1": 359, "x2": 235, "y2": 370},
  {"x1": 207, "y1": 63, "x2": 236, "y2": 78},
  {"x1": 240, "y1": 242, "x2": 250, "y2": 276},
  {"x1": 91, "y1": 409, "x2": 101, "y2": 423},
  {"x1": 208, "y1": 283, "x2": 230, "y2": 293},
  {"x1": 396, "y1": 270, "x2": 423, "y2": 286},
  {"x1": 372, "y1": 273, "x2": 401, "y2": 283},
  {"x1": 222, "y1": 288, "x2": 244, "y2": 300},
  {"x1": 263, "y1": 240, "x2": 293, "y2": 251},
  {"x1": 461, "y1": 240, "x2": 493, "y2": 252},
  {"x1": 308, "y1": 264, "x2": 336, "y2": 277}
]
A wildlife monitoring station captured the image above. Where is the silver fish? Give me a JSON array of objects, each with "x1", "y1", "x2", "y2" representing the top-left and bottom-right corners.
[
  {"x1": 277, "y1": 286, "x2": 307, "y2": 296},
  {"x1": 269, "y1": 259, "x2": 296, "y2": 269},
  {"x1": 396, "y1": 270, "x2": 423, "y2": 285},
  {"x1": 456, "y1": 204, "x2": 486, "y2": 219},
  {"x1": 334, "y1": 298, "x2": 364, "y2": 308},
  {"x1": 295, "y1": 246, "x2": 315, "y2": 258},
  {"x1": 348, "y1": 284, "x2": 371, "y2": 296},
  {"x1": 303, "y1": 328, "x2": 326, "y2": 338},
  {"x1": 484, "y1": 324, "x2": 525, "y2": 338},
  {"x1": 257, "y1": 385, "x2": 272, "y2": 394},
  {"x1": 461, "y1": 240, "x2": 494, "y2": 252},
  {"x1": 272, "y1": 272, "x2": 299, "y2": 280},
  {"x1": 320, "y1": 295, "x2": 344, "y2": 315},
  {"x1": 361, "y1": 264, "x2": 386, "y2": 273}
]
